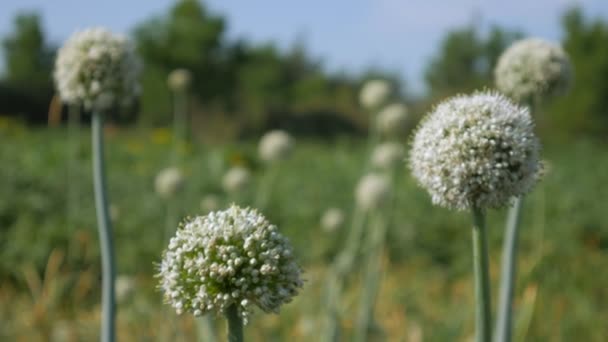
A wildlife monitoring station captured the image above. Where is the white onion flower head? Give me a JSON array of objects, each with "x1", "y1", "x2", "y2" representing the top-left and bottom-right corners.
[
  {"x1": 409, "y1": 91, "x2": 540, "y2": 211},
  {"x1": 54, "y1": 27, "x2": 141, "y2": 111},
  {"x1": 360, "y1": 80, "x2": 391, "y2": 110},
  {"x1": 109, "y1": 203, "x2": 120, "y2": 222},
  {"x1": 320, "y1": 208, "x2": 345, "y2": 233},
  {"x1": 371, "y1": 142, "x2": 404, "y2": 170},
  {"x1": 200, "y1": 194, "x2": 221, "y2": 213},
  {"x1": 376, "y1": 103, "x2": 408, "y2": 136},
  {"x1": 115, "y1": 275, "x2": 135, "y2": 304},
  {"x1": 495, "y1": 38, "x2": 571, "y2": 103},
  {"x1": 157, "y1": 205, "x2": 303, "y2": 322},
  {"x1": 259, "y1": 130, "x2": 294, "y2": 162},
  {"x1": 155, "y1": 167, "x2": 184, "y2": 198},
  {"x1": 222, "y1": 167, "x2": 251, "y2": 193},
  {"x1": 168, "y1": 68, "x2": 193, "y2": 92},
  {"x1": 355, "y1": 173, "x2": 390, "y2": 211}
]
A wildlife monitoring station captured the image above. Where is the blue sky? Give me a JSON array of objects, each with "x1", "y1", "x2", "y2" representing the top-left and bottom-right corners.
[{"x1": 1, "y1": 0, "x2": 607, "y2": 93}]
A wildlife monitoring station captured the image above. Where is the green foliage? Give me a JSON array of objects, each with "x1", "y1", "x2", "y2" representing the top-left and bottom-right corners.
[
  {"x1": 425, "y1": 25, "x2": 521, "y2": 98},
  {"x1": 133, "y1": 0, "x2": 226, "y2": 121},
  {"x1": 547, "y1": 7, "x2": 608, "y2": 137},
  {"x1": 132, "y1": 0, "x2": 379, "y2": 133},
  {"x1": 1, "y1": 12, "x2": 54, "y2": 87},
  {"x1": 0, "y1": 12, "x2": 55, "y2": 123},
  {"x1": 1, "y1": 126, "x2": 607, "y2": 340}
]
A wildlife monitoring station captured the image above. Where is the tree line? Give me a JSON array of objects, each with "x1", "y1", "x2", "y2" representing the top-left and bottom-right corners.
[{"x1": 1, "y1": 1, "x2": 606, "y2": 139}]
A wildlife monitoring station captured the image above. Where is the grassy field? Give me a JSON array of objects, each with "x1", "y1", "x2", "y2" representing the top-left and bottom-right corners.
[{"x1": 1, "y1": 119, "x2": 607, "y2": 341}]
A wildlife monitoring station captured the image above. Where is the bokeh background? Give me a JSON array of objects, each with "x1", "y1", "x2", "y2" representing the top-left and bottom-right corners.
[{"x1": 0, "y1": 0, "x2": 607, "y2": 341}]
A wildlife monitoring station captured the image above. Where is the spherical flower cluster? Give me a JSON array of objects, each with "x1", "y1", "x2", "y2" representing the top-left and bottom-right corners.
[
  {"x1": 495, "y1": 38, "x2": 572, "y2": 103},
  {"x1": 259, "y1": 130, "x2": 294, "y2": 162},
  {"x1": 376, "y1": 103, "x2": 408, "y2": 136},
  {"x1": 54, "y1": 27, "x2": 141, "y2": 111},
  {"x1": 320, "y1": 208, "x2": 345, "y2": 233},
  {"x1": 409, "y1": 91, "x2": 541, "y2": 211},
  {"x1": 158, "y1": 205, "x2": 303, "y2": 322},
  {"x1": 168, "y1": 68, "x2": 193, "y2": 92},
  {"x1": 222, "y1": 167, "x2": 251, "y2": 193},
  {"x1": 360, "y1": 80, "x2": 391, "y2": 110},
  {"x1": 155, "y1": 167, "x2": 184, "y2": 198},
  {"x1": 371, "y1": 142, "x2": 404, "y2": 170},
  {"x1": 355, "y1": 173, "x2": 390, "y2": 210}
]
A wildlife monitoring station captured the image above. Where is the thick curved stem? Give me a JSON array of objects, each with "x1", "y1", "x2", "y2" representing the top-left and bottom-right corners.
[
  {"x1": 225, "y1": 304, "x2": 243, "y2": 342},
  {"x1": 494, "y1": 197, "x2": 524, "y2": 342},
  {"x1": 92, "y1": 112, "x2": 116, "y2": 342},
  {"x1": 472, "y1": 207, "x2": 492, "y2": 342}
]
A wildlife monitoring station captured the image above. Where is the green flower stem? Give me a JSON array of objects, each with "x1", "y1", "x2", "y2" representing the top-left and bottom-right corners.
[
  {"x1": 255, "y1": 163, "x2": 279, "y2": 210},
  {"x1": 354, "y1": 165, "x2": 401, "y2": 342},
  {"x1": 354, "y1": 213, "x2": 386, "y2": 342},
  {"x1": 164, "y1": 200, "x2": 177, "y2": 244},
  {"x1": 472, "y1": 206, "x2": 492, "y2": 342},
  {"x1": 322, "y1": 208, "x2": 367, "y2": 342},
  {"x1": 225, "y1": 304, "x2": 243, "y2": 342},
  {"x1": 92, "y1": 112, "x2": 116, "y2": 342},
  {"x1": 364, "y1": 108, "x2": 381, "y2": 169},
  {"x1": 321, "y1": 276, "x2": 342, "y2": 342},
  {"x1": 67, "y1": 104, "x2": 81, "y2": 227},
  {"x1": 321, "y1": 105, "x2": 383, "y2": 342},
  {"x1": 172, "y1": 89, "x2": 189, "y2": 164},
  {"x1": 197, "y1": 316, "x2": 217, "y2": 342},
  {"x1": 336, "y1": 208, "x2": 367, "y2": 273},
  {"x1": 494, "y1": 197, "x2": 524, "y2": 342}
]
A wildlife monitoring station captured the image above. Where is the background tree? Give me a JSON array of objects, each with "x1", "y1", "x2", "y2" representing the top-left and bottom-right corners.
[
  {"x1": 547, "y1": 7, "x2": 608, "y2": 138},
  {"x1": 134, "y1": 0, "x2": 225, "y2": 122},
  {"x1": 2, "y1": 12, "x2": 54, "y2": 87},
  {"x1": 424, "y1": 25, "x2": 521, "y2": 98},
  {"x1": 1, "y1": 12, "x2": 54, "y2": 122}
]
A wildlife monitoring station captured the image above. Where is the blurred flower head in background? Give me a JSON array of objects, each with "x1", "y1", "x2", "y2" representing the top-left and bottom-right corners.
[
  {"x1": 371, "y1": 142, "x2": 404, "y2": 170},
  {"x1": 410, "y1": 91, "x2": 540, "y2": 211},
  {"x1": 356, "y1": 173, "x2": 390, "y2": 210},
  {"x1": 158, "y1": 205, "x2": 303, "y2": 322},
  {"x1": 54, "y1": 27, "x2": 141, "y2": 111},
  {"x1": 115, "y1": 275, "x2": 135, "y2": 304},
  {"x1": 222, "y1": 166, "x2": 251, "y2": 193},
  {"x1": 155, "y1": 167, "x2": 184, "y2": 198},
  {"x1": 200, "y1": 194, "x2": 221, "y2": 213},
  {"x1": 376, "y1": 103, "x2": 408, "y2": 136},
  {"x1": 167, "y1": 68, "x2": 193, "y2": 92},
  {"x1": 360, "y1": 80, "x2": 391, "y2": 110},
  {"x1": 258, "y1": 130, "x2": 295, "y2": 162},
  {"x1": 320, "y1": 207, "x2": 345, "y2": 233},
  {"x1": 495, "y1": 37, "x2": 572, "y2": 104}
]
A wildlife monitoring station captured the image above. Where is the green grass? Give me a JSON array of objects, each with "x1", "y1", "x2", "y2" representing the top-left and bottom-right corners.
[{"x1": 0, "y1": 121, "x2": 607, "y2": 341}]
